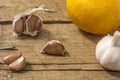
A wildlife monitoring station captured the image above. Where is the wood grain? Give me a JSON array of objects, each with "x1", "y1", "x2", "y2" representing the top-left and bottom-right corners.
[
  {"x1": 0, "y1": 64, "x2": 104, "y2": 71},
  {"x1": 0, "y1": 24, "x2": 101, "y2": 64},
  {"x1": 0, "y1": 70, "x2": 120, "y2": 80},
  {"x1": 0, "y1": 0, "x2": 120, "y2": 80},
  {"x1": 0, "y1": 0, "x2": 70, "y2": 22}
]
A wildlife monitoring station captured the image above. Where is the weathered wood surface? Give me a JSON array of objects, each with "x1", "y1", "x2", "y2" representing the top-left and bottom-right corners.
[
  {"x1": 0, "y1": 24, "x2": 101, "y2": 64},
  {"x1": 0, "y1": 0, "x2": 120, "y2": 80},
  {"x1": 0, "y1": 70, "x2": 120, "y2": 80},
  {"x1": 0, "y1": 0, "x2": 70, "y2": 22}
]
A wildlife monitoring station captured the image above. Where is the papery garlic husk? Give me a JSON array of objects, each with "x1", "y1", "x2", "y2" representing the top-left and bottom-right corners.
[
  {"x1": 3, "y1": 52, "x2": 22, "y2": 65},
  {"x1": 3, "y1": 52, "x2": 26, "y2": 71},
  {"x1": 96, "y1": 31, "x2": 120, "y2": 71},
  {"x1": 9, "y1": 56, "x2": 25, "y2": 71},
  {"x1": 12, "y1": 6, "x2": 44, "y2": 37},
  {"x1": 41, "y1": 40, "x2": 66, "y2": 56}
]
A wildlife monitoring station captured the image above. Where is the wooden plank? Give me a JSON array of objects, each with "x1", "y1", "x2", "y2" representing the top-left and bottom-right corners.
[
  {"x1": 0, "y1": 53, "x2": 97, "y2": 64},
  {"x1": 0, "y1": 45, "x2": 97, "y2": 64},
  {"x1": 1, "y1": 1, "x2": 118, "y2": 80},
  {"x1": 0, "y1": 64, "x2": 104, "y2": 71},
  {"x1": 0, "y1": 0, "x2": 70, "y2": 22},
  {"x1": 0, "y1": 24, "x2": 102, "y2": 64},
  {"x1": 0, "y1": 24, "x2": 103, "y2": 44},
  {"x1": 1, "y1": 70, "x2": 120, "y2": 80}
]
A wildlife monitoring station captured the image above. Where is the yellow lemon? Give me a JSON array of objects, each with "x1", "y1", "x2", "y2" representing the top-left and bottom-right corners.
[{"x1": 67, "y1": 0, "x2": 120, "y2": 34}]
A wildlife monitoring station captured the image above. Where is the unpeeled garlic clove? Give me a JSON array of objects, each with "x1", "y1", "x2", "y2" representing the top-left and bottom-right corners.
[
  {"x1": 27, "y1": 15, "x2": 42, "y2": 32},
  {"x1": 3, "y1": 52, "x2": 26, "y2": 71},
  {"x1": 3, "y1": 52, "x2": 22, "y2": 65},
  {"x1": 41, "y1": 40, "x2": 66, "y2": 56},
  {"x1": 9, "y1": 56, "x2": 25, "y2": 71},
  {"x1": 13, "y1": 16, "x2": 27, "y2": 35},
  {"x1": 25, "y1": 15, "x2": 43, "y2": 36}
]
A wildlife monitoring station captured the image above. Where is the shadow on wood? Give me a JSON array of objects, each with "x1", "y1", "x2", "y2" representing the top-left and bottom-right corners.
[
  {"x1": 106, "y1": 71, "x2": 120, "y2": 78},
  {"x1": 17, "y1": 28, "x2": 52, "y2": 40},
  {"x1": 40, "y1": 50, "x2": 70, "y2": 57},
  {"x1": 77, "y1": 29, "x2": 104, "y2": 44}
]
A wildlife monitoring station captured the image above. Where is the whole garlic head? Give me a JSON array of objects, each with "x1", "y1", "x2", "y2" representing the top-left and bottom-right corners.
[{"x1": 96, "y1": 31, "x2": 120, "y2": 71}]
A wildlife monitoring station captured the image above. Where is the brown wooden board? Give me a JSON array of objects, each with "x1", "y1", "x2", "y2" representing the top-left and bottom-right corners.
[
  {"x1": 0, "y1": 70, "x2": 120, "y2": 80},
  {"x1": 0, "y1": 24, "x2": 102, "y2": 64},
  {"x1": 0, "y1": 0, "x2": 120, "y2": 80},
  {"x1": 0, "y1": 64, "x2": 104, "y2": 71},
  {"x1": 0, "y1": 23, "x2": 120, "y2": 80},
  {"x1": 0, "y1": 0, "x2": 70, "y2": 22}
]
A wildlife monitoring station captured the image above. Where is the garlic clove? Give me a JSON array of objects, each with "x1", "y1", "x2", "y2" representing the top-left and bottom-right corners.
[
  {"x1": 13, "y1": 17, "x2": 27, "y2": 35},
  {"x1": 3, "y1": 52, "x2": 22, "y2": 65},
  {"x1": 9, "y1": 56, "x2": 25, "y2": 71},
  {"x1": 27, "y1": 15, "x2": 42, "y2": 32},
  {"x1": 41, "y1": 40, "x2": 66, "y2": 56},
  {"x1": 26, "y1": 15, "x2": 42, "y2": 36}
]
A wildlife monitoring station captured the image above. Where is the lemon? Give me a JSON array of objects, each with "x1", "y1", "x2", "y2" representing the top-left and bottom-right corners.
[{"x1": 67, "y1": 0, "x2": 120, "y2": 34}]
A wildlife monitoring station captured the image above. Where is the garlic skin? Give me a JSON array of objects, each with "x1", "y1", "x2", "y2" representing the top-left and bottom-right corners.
[
  {"x1": 3, "y1": 52, "x2": 26, "y2": 71},
  {"x1": 96, "y1": 31, "x2": 120, "y2": 71},
  {"x1": 41, "y1": 40, "x2": 66, "y2": 56}
]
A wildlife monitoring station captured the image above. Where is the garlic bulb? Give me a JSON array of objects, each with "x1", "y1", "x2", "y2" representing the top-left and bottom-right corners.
[
  {"x1": 13, "y1": 14, "x2": 42, "y2": 37},
  {"x1": 96, "y1": 31, "x2": 120, "y2": 71},
  {"x1": 12, "y1": 5, "x2": 46, "y2": 37}
]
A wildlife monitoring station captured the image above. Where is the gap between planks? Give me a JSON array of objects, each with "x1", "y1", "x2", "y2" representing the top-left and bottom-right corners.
[
  {"x1": 0, "y1": 63, "x2": 106, "y2": 71},
  {"x1": 0, "y1": 20, "x2": 73, "y2": 25}
]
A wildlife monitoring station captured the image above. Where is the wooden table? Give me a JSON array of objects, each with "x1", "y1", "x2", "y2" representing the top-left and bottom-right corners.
[{"x1": 0, "y1": 0, "x2": 120, "y2": 80}]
